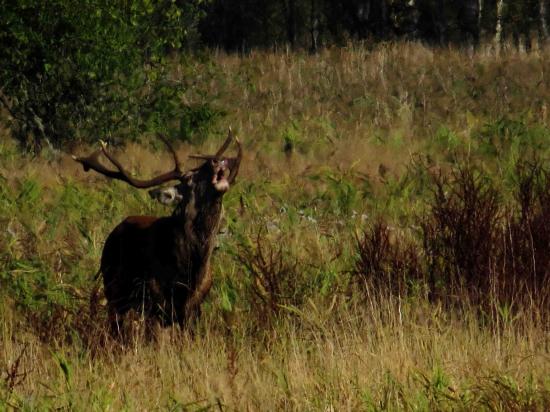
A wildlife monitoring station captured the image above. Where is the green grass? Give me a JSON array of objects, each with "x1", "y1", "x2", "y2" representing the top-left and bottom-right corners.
[{"x1": 1, "y1": 43, "x2": 550, "y2": 410}]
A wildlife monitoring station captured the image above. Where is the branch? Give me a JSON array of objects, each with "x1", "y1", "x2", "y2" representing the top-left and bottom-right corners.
[{"x1": 0, "y1": 89, "x2": 18, "y2": 120}]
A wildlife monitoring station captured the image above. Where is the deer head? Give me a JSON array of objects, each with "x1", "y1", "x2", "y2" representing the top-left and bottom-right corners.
[{"x1": 73, "y1": 128, "x2": 241, "y2": 208}]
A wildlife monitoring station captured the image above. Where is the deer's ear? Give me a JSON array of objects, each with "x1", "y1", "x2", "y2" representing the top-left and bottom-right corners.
[{"x1": 148, "y1": 186, "x2": 183, "y2": 206}]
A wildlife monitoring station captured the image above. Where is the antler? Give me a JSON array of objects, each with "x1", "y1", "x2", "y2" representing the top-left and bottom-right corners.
[
  {"x1": 189, "y1": 128, "x2": 234, "y2": 161},
  {"x1": 188, "y1": 128, "x2": 242, "y2": 183},
  {"x1": 72, "y1": 135, "x2": 184, "y2": 188},
  {"x1": 215, "y1": 127, "x2": 233, "y2": 157},
  {"x1": 227, "y1": 137, "x2": 242, "y2": 184}
]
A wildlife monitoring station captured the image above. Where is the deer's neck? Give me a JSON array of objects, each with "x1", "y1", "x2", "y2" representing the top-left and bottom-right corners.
[
  {"x1": 172, "y1": 190, "x2": 223, "y2": 256},
  {"x1": 170, "y1": 190, "x2": 223, "y2": 305}
]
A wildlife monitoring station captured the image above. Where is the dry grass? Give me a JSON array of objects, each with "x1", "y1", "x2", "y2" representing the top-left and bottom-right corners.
[
  {"x1": 1, "y1": 43, "x2": 550, "y2": 410},
  {"x1": 2, "y1": 300, "x2": 549, "y2": 410}
]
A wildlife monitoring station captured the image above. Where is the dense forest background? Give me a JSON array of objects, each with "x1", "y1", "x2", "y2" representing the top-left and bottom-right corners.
[
  {"x1": 0, "y1": 0, "x2": 549, "y2": 151},
  {"x1": 200, "y1": 0, "x2": 548, "y2": 51}
]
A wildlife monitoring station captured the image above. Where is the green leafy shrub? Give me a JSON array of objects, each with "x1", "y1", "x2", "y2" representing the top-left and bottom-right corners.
[
  {"x1": 0, "y1": 0, "x2": 208, "y2": 150},
  {"x1": 476, "y1": 116, "x2": 549, "y2": 160},
  {"x1": 179, "y1": 104, "x2": 225, "y2": 144}
]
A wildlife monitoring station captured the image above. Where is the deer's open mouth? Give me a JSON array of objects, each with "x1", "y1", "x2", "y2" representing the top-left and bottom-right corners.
[{"x1": 212, "y1": 166, "x2": 230, "y2": 192}]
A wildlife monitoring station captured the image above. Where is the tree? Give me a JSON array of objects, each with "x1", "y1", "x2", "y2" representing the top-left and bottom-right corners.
[
  {"x1": 199, "y1": 0, "x2": 544, "y2": 52},
  {"x1": 460, "y1": 0, "x2": 480, "y2": 48},
  {"x1": 495, "y1": 0, "x2": 505, "y2": 52},
  {"x1": 0, "y1": 1, "x2": 204, "y2": 151},
  {"x1": 282, "y1": 0, "x2": 298, "y2": 47},
  {"x1": 539, "y1": 0, "x2": 549, "y2": 43}
]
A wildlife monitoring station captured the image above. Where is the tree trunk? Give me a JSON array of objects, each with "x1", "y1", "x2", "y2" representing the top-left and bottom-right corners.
[
  {"x1": 478, "y1": 0, "x2": 484, "y2": 38},
  {"x1": 436, "y1": 0, "x2": 447, "y2": 45},
  {"x1": 378, "y1": 0, "x2": 388, "y2": 38},
  {"x1": 463, "y1": 0, "x2": 480, "y2": 48},
  {"x1": 495, "y1": 0, "x2": 505, "y2": 53},
  {"x1": 540, "y1": 0, "x2": 549, "y2": 44},
  {"x1": 282, "y1": 0, "x2": 297, "y2": 48},
  {"x1": 310, "y1": 0, "x2": 319, "y2": 53}
]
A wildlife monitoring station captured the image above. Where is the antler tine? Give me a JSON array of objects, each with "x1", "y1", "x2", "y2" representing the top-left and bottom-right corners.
[
  {"x1": 188, "y1": 127, "x2": 235, "y2": 161},
  {"x1": 188, "y1": 154, "x2": 218, "y2": 161},
  {"x1": 72, "y1": 149, "x2": 120, "y2": 178},
  {"x1": 157, "y1": 133, "x2": 182, "y2": 173},
  {"x1": 73, "y1": 139, "x2": 184, "y2": 188},
  {"x1": 227, "y1": 137, "x2": 242, "y2": 184},
  {"x1": 214, "y1": 127, "x2": 234, "y2": 158}
]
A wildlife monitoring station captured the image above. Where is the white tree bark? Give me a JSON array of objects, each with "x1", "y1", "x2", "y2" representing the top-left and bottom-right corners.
[
  {"x1": 495, "y1": 0, "x2": 505, "y2": 53},
  {"x1": 541, "y1": 0, "x2": 549, "y2": 43},
  {"x1": 478, "y1": 0, "x2": 484, "y2": 36}
]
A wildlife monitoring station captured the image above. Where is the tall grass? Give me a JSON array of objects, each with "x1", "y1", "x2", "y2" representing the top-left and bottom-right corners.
[{"x1": 1, "y1": 43, "x2": 550, "y2": 410}]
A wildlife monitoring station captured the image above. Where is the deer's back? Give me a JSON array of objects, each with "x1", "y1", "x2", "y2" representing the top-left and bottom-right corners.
[
  {"x1": 101, "y1": 216, "x2": 161, "y2": 268},
  {"x1": 100, "y1": 215, "x2": 181, "y2": 314}
]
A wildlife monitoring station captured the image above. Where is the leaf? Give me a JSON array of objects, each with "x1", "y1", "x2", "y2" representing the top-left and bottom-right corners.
[{"x1": 51, "y1": 351, "x2": 72, "y2": 387}]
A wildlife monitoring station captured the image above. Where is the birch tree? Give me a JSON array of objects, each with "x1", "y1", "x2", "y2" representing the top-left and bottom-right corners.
[
  {"x1": 541, "y1": 0, "x2": 549, "y2": 43},
  {"x1": 495, "y1": 0, "x2": 505, "y2": 52},
  {"x1": 478, "y1": 0, "x2": 484, "y2": 38}
]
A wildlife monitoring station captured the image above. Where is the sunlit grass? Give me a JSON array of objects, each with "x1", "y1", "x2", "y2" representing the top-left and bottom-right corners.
[{"x1": 1, "y1": 43, "x2": 549, "y2": 410}]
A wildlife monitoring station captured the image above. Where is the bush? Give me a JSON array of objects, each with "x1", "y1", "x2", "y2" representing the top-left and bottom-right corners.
[
  {"x1": 236, "y1": 230, "x2": 306, "y2": 328},
  {"x1": 422, "y1": 166, "x2": 502, "y2": 305},
  {"x1": 422, "y1": 162, "x2": 550, "y2": 313},
  {"x1": 356, "y1": 161, "x2": 550, "y2": 319},
  {"x1": 0, "y1": 0, "x2": 207, "y2": 151},
  {"x1": 503, "y1": 161, "x2": 550, "y2": 309},
  {"x1": 354, "y1": 220, "x2": 423, "y2": 298}
]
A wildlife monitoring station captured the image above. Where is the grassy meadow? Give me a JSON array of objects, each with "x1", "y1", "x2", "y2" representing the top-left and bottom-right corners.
[{"x1": 1, "y1": 43, "x2": 550, "y2": 410}]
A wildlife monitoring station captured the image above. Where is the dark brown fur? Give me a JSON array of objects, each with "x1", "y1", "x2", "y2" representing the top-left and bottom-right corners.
[
  {"x1": 102, "y1": 162, "x2": 226, "y2": 333},
  {"x1": 73, "y1": 131, "x2": 241, "y2": 335}
]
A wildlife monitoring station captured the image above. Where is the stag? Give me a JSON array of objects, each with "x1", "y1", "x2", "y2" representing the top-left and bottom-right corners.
[{"x1": 73, "y1": 129, "x2": 242, "y2": 334}]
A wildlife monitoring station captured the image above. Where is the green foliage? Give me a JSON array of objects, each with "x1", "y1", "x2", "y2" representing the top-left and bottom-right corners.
[
  {"x1": 179, "y1": 104, "x2": 225, "y2": 144},
  {"x1": 0, "y1": 166, "x2": 143, "y2": 340},
  {"x1": 0, "y1": 0, "x2": 209, "y2": 150},
  {"x1": 433, "y1": 125, "x2": 461, "y2": 155},
  {"x1": 309, "y1": 167, "x2": 370, "y2": 218},
  {"x1": 1, "y1": 46, "x2": 550, "y2": 410},
  {"x1": 282, "y1": 122, "x2": 302, "y2": 156},
  {"x1": 476, "y1": 116, "x2": 549, "y2": 160}
]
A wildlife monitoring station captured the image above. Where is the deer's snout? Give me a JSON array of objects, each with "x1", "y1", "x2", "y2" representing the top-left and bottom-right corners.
[{"x1": 149, "y1": 186, "x2": 183, "y2": 206}]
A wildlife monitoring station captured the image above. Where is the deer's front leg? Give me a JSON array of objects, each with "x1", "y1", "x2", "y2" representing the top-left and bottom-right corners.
[{"x1": 181, "y1": 267, "x2": 213, "y2": 328}]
